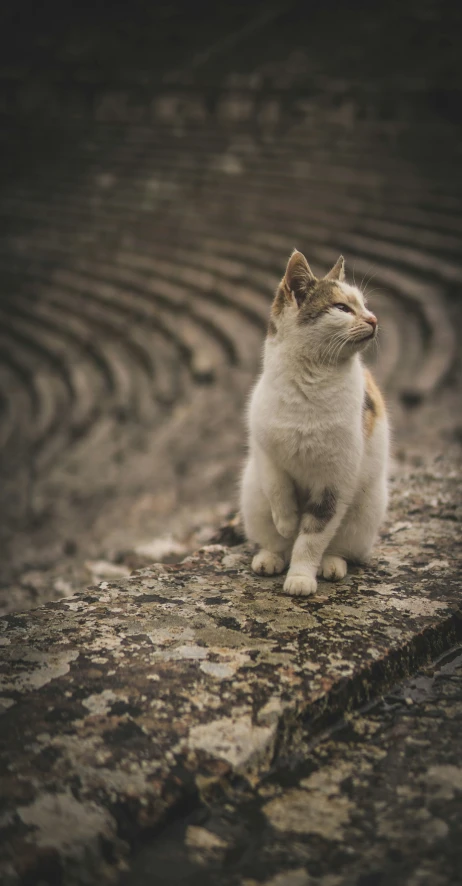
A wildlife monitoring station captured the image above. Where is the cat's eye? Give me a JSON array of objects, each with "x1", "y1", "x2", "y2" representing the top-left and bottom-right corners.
[{"x1": 333, "y1": 303, "x2": 353, "y2": 313}]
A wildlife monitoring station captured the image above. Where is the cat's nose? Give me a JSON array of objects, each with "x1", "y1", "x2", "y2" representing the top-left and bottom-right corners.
[{"x1": 365, "y1": 312, "x2": 377, "y2": 330}]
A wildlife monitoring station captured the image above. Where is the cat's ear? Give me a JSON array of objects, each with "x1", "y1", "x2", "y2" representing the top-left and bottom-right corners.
[
  {"x1": 324, "y1": 255, "x2": 345, "y2": 282},
  {"x1": 284, "y1": 250, "x2": 315, "y2": 307}
]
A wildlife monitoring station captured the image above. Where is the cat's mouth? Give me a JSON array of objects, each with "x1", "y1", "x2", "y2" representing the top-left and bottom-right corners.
[{"x1": 356, "y1": 328, "x2": 376, "y2": 342}]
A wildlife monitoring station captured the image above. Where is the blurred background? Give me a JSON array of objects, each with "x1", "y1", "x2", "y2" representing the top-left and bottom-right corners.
[{"x1": 0, "y1": 0, "x2": 461, "y2": 613}]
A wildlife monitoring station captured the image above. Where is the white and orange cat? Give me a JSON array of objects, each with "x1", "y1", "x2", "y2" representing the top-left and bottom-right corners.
[{"x1": 241, "y1": 250, "x2": 389, "y2": 596}]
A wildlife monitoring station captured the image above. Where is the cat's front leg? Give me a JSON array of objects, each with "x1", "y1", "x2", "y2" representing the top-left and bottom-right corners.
[
  {"x1": 284, "y1": 487, "x2": 347, "y2": 596},
  {"x1": 256, "y1": 445, "x2": 299, "y2": 538},
  {"x1": 272, "y1": 508, "x2": 299, "y2": 540}
]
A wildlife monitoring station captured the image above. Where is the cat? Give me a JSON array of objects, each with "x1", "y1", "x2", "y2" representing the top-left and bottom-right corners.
[{"x1": 240, "y1": 249, "x2": 389, "y2": 596}]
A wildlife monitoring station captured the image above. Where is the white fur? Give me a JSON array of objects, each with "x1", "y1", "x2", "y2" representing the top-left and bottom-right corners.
[{"x1": 240, "y1": 277, "x2": 389, "y2": 596}]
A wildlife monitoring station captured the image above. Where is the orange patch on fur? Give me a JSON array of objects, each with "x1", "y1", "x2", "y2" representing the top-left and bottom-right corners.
[{"x1": 363, "y1": 368, "x2": 385, "y2": 438}]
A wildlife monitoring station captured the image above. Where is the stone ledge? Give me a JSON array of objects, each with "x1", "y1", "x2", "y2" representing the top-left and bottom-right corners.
[{"x1": 0, "y1": 459, "x2": 461, "y2": 885}]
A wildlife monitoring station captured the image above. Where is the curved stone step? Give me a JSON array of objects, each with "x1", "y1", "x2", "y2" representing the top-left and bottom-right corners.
[
  {"x1": 218, "y1": 228, "x2": 457, "y2": 397},
  {"x1": 0, "y1": 323, "x2": 70, "y2": 448},
  {"x1": 0, "y1": 108, "x2": 459, "y2": 555},
  {"x1": 0, "y1": 248, "x2": 184, "y2": 410},
  {"x1": 114, "y1": 250, "x2": 270, "y2": 327},
  {"x1": 0, "y1": 290, "x2": 153, "y2": 469},
  {"x1": 4, "y1": 154, "x2": 462, "y2": 244},
  {"x1": 7, "y1": 126, "x2": 460, "y2": 211},
  {"x1": 51, "y1": 266, "x2": 252, "y2": 372},
  {"x1": 0, "y1": 362, "x2": 35, "y2": 455}
]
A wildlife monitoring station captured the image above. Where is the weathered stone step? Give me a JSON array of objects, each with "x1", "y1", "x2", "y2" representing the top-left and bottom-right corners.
[
  {"x1": 126, "y1": 644, "x2": 462, "y2": 886},
  {"x1": 8, "y1": 215, "x2": 434, "y2": 408},
  {"x1": 52, "y1": 267, "x2": 241, "y2": 376},
  {"x1": 4, "y1": 156, "x2": 462, "y2": 241},
  {"x1": 0, "y1": 321, "x2": 71, "y2": 447},
  {"x1": 0, "y1": 247, "x2": 185, "y2": 407},
  {"x1": 36, "y1": 294, "x2": 159, "y2": 427},
  {"x1": 0, "y1": 249, "x2": 232, "y2": 387},
  {"x1": 3, "y1": 173, "x2": 461, "y2": 242},
  {"x1": 53, "y1": 260, "x2": 265, "y2": 370},
  {"x1": 114, "y1": 250, "x2": 270, "y2": 328},
  {"x1": 68, "y1": 254, "x2": 268, "y2": 364},
  {"x1": 0, "y1": 454, "x2": 460, "y2": 885},
  {"x1": 0, "y1": 281, "x2": 164, "y2": 468},
  {"x1": 130, "y1": 206, "x2": 462, "y2": 267},
  {"x1": 4, "y1": 128, "x2": 462, "y2": 209},
  {"x1": 320, "y1": 212, "x2": 462, "y2": 258},
  {"x1": 3, "y1": 219, "x2": 453, "y2": 390},
  {"x1": 0, "y1": 130, "x2": 439, "y2": 190},
  {"x1": 232, "y1": 229, "x2": 456, "y2": 397},
  {"x1": 190, "y1": 232, "x2": 425, "y2": 389},
  {"x1": 338, "y1": 229, "x2": 462, "y2": 286},
  {"x1": 179, "y1": 236, "x2": 421, "y2": 390},
  {"x1": 0, "y1": 362, "x2": 35, "y2": 454},
  {"x1": 2, "y1": 290, "x2": 108, "y2": 417}
]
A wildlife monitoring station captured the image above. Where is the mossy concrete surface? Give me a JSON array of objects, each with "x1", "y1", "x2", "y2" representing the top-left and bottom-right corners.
[
  {"x1": 126, "y1": 646, "x2": 462, "y2": 886},
  {"x1": 0, "y1": 453, "x2": 461, "y2": 884}
]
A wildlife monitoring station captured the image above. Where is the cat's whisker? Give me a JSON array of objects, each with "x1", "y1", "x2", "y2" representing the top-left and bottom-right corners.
[
  {"x1": 320, "y1": 330, "x2": 342, "y2": 360},
  {"x1": 320, "y1": 338, "x2": 337, "y2": 364},
  {"x1": 362, "y1": 272, "x2": 379, "y2": 299},
  {"x1": 329, "y1": 334, "x2": 349, "y2": 365},
  {"x1": 364, "y1": 280, "x2": 384, "y2": 298},
  {"x1": 360, "y1": 265, "x2": 376, "y2": 292},
  {"x1": 334, "y1": 340, "x2": 347, "y2": 363},
  {"x1": 363, "y1": 287, "x2": 383, "y2": 300},
  {"x1": 322, "y1": 332, "x2": 347, "y2": 364},
  {"x1": 321, "y1": 338, "x2": 338, "y2": 364}
]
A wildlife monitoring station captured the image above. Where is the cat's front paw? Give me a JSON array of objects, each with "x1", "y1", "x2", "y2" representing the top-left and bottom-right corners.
[
  {"x1": 252, "y1": 550, "x2": 286, "y2": 576},
  {"x1": 283, "y1": 572, "x2": 317, "y2": 596},
  {"x1": 320, "y1": 555, "x2": 347, "y2": 581},
  {"x1": 272, "y1": 510, "x2": 299, "y2": 539}
]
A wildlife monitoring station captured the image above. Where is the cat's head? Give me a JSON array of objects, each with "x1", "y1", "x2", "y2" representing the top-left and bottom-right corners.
[{"x1": 268, "y1": 250, "x2": 377, "y2": 365}]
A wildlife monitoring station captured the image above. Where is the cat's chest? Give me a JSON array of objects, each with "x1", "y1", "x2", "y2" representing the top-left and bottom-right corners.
[
  {"x1": 271, "y1": 418, "x2": 348, "y2": 460},
  {"x1": 267, "y1": 412, "x2": 360, "y2": 483}
]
